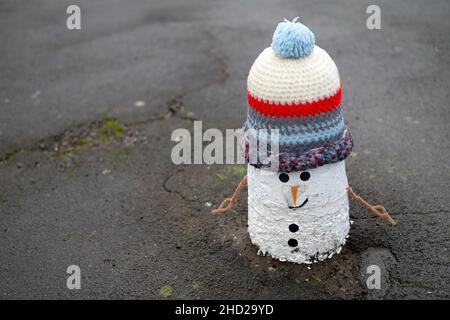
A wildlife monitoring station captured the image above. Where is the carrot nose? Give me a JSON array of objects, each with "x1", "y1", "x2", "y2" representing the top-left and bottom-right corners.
[{"x1": 291, "y1": 186, "x2": 298, "y2": 207}]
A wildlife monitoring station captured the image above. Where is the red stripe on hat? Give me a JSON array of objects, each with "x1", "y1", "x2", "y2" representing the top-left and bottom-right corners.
[{"x1": 247, "y1": 86, "x2": 342, "y2": 117}]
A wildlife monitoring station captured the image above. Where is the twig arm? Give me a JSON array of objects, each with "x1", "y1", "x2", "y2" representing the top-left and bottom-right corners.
[
  {"x1": 347, "y1": 187, "x2": 396, "y2": 225},
  {"x1": 212, "y1": 175, "x2": 248, "y2": 214}
]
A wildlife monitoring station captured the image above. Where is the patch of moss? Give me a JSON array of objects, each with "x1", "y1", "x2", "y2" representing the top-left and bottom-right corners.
[
  {"x1": 216, "y1": 164, "x2": 246, "y2": 180},
  {"x1": 0, "y1": 195, "x2": 6, "y2": 205},
  {"x1": 2, "y1": 152, "x2": 16, "y2": 166},
  {"x1": 159, "y1": 285, "x2": 173, "y2": 298},
  {"x1": 97, "y1": 118, "x2": 124, "y2": 141},
  {"x1": 31, "y1": 117, "x2": 142, "y2": 172},
  {"x1": 230, "y1": 165, "x2": 246, "y2": 176},
  {"x1": 73, "y1": 136, "x2": 93, "y2": 148},
  {"x1": 50, "y1": 118, "x2": 129, "y2": 157},
  {"x1": 121, "y1": 147, "x2": 131, "y2": 156}
]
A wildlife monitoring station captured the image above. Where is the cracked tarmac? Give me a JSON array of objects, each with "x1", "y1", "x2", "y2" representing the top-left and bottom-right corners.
[{"x1": 0, "y1": 0, "x2": 449, "y2": 299}]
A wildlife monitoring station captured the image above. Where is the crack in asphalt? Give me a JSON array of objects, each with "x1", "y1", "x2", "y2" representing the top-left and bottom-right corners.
[
  {"x1": 0, "y1": 96, "x2": 198, "y2": 164},
  {"x1": 204, "y1": 30, "x2": 230, "y2": 84},
  {"x1": 0, "y1": 29, "x2": 229, "y2": 164},
  {"x1": 162, "y1": 169, "x2": 198, "y2": 203}
]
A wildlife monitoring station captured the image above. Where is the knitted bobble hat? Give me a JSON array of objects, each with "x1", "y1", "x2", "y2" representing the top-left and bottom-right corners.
[{"x1": 243, "y1": 18, "x2": 353, "y2": 172}]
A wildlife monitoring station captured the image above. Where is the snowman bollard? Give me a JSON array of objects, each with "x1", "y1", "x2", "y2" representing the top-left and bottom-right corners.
[{"x1": 213, "y1": 18, "x2": 395, "y2": 264}]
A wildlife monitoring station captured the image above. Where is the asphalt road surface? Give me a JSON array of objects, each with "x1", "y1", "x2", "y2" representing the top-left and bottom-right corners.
[{"x1": 1, "y1": 0, "x2": 449, "y2": 299}]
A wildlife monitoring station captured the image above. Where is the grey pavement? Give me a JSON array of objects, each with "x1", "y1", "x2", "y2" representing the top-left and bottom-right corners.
[{"x1": 0, "y1": 0, "x2": 449, "y2": 299}]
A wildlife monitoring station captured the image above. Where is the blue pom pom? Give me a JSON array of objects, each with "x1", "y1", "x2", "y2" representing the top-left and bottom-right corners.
[{"x1": 271, "y1": 17, "x2": 315, "y2": 58}]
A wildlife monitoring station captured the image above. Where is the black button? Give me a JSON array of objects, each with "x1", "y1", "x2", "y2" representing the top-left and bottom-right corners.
[
  {"x1": 288, "y1": 239, "x2": 298, "y2": 247},
  {"x1": 289, "y1": 224, "x2": 299, "y2": 232}
]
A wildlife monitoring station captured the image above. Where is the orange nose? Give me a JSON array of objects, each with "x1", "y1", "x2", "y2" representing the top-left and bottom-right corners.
[{"x1": 291, "y1": 186, "x2": 298, "y2": 207}]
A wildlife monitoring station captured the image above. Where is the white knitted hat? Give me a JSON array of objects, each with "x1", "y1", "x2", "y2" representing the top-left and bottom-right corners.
[
  {"x1": 243, "y1": 17, "x2": 353, "y2": 172},
  {"x1": 247, "y1": 45, "x2": 340, "y2": 104}
]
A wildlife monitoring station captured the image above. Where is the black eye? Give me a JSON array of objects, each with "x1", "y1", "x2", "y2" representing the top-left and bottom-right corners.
[
  {"x1": 300, "y1": 172, "x2": 310, "y2": 181},
  {"x1": 279, "y1": 173, "x2": 289, "y2": 183}
]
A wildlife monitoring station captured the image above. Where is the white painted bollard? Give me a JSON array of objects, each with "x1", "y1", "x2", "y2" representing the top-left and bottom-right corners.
[
  {"x1": 210, "y1": 19, "x2": 396, "y2": 263},
  {"x1": 247, "y1": 161, "x2": 350, "y2": 264}
]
